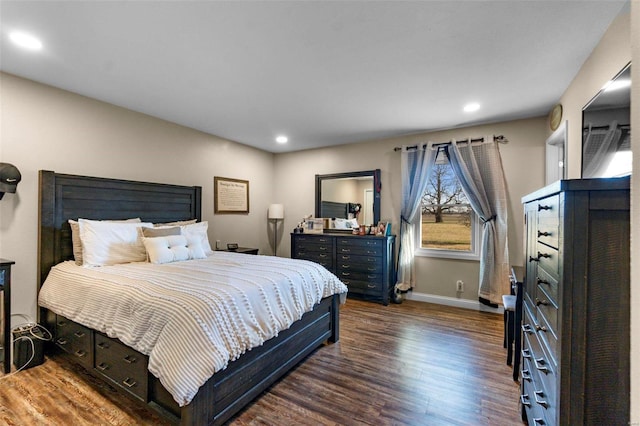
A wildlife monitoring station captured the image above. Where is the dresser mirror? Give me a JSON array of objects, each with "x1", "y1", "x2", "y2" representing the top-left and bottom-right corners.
[
  {"x1": 582, "y1": 62, "x2": 631, "y2": 178},
  {"x1": 315, "y1": 169, "x2": 381, "y2": 230}
]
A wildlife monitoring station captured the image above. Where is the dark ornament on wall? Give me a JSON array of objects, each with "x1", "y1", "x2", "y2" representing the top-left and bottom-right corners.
[{"x1": 0, "y1": 163, "x2": 22, "y2": 200}]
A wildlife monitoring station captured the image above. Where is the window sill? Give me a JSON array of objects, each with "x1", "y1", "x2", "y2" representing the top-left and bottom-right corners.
[{"x1": 414, "y1": 247, "x2": 480, "y2": 261}]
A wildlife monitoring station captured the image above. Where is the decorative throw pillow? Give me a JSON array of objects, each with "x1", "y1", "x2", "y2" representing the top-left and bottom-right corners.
[
  {"x1": 69, "y1": 218, "x2": 141, "y2": 265},
  {"x1": 142, "y1": 235, "x2": 206, "y2": 264},
  {"x1": 141, "y1": 226, "x2": 181, "y2": 238},
  {"x1": 78, "y1": 219, "x2": 152, "y2": 267},
  {"x1": 180, "y1": 221, "x2": 213, "y2": 254},
  {"x1": 154, "y1": 219, "x2": 197, "y2": 227}
]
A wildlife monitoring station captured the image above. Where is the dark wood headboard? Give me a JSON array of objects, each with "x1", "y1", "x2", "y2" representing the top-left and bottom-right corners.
[{"x1": 37, "y1": 170, "x2": 202, "y2": 293}]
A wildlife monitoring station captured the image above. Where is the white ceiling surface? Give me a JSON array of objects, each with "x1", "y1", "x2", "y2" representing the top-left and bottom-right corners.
[{"x1": 0, "y1": 1, "x2": 628, "y2": 153}]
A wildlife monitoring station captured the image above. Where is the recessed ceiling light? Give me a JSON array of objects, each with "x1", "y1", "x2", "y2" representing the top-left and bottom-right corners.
[
  {"x1": 275, "y1": 136, "x2": 288, "y2": 144},
  {"x1": 9, "y1": 31, "x2": 43, "y2": 50},
  {"x1": 463, "y1": 102, "x2": 480, "y2": 112},
  {"x1": 602, "y1": 79, "x2": 631, "y2": 92}
]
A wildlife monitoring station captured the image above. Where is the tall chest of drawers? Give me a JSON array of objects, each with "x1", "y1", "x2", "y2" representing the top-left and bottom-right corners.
[
  {"x1": 520, "y1": 178, "x2": 630, "y2": 425},
  {"x1": 291, "y1": 233, "x2": 395, "y2": 305}
]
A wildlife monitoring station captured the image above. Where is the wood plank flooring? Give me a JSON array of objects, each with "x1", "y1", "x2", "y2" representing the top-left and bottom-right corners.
[{"x1": 0, "y1": 299, "x2": 523, "y2": 425}]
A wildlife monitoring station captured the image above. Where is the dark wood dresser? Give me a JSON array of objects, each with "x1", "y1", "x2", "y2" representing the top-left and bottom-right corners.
[
  {"x1": 291, "y1": 233, "x2": 395, "y2": 305},
  {"x1": 520, "y1": 177, "x2": 630, "y2": 425}
]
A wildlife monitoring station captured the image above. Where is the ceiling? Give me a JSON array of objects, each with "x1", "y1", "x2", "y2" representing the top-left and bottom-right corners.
[{"x1": 0, "y1": 1, "x2": 628, "y2": 153}]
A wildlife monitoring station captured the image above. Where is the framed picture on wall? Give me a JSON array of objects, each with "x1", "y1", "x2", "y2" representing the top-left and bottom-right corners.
[{"x1": 214, "y1": 176, "x2": 249, "y2": 214}]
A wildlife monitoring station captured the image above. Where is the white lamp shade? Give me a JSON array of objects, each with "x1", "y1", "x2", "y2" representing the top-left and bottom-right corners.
[{"x1": 268, "y1": 203, "x2": 284, "y2": 220}]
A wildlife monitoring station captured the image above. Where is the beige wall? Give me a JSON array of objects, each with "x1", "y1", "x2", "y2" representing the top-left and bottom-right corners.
[
  {"x1": 631, "y1": 1, "x2": 639, "y2": 421},
  {"x1": 275, "y1": 117, "x2": 548, "y2": 304},
  {"x1": 0, "y1": 73, "x2": 275, "y2": 325}
]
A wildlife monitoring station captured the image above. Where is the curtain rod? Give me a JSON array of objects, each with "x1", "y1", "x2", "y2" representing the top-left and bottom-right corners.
[
  {"x1": 393, "y1": 134, "x2": 508, "y2": 152},
  {"x1": 583, "y1": 124, "x2": 630, "y2": 131}
]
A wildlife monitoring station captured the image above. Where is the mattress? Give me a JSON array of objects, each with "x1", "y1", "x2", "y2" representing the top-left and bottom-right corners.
[{"x1": 38, "y1": 252, "x2": 347, "y2": 406}]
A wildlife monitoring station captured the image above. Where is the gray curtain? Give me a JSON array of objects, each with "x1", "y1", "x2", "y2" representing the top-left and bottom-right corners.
[
  {"x1": 396, "y1": 144, "x2": 437, "y2": 292},
  {"x1": 446, "y1": 140, "x2": 510, "y2": 305},
  {"x1": 582, "y1": 121, "x2": 622, "y2": 178}
]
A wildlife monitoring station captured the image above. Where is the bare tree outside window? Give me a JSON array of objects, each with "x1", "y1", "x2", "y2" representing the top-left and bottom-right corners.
[{"x1": 421, "y1": 156, "x2": 473, "y2": 251}]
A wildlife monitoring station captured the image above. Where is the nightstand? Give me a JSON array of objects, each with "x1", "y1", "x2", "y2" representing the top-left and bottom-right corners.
[
  {"x1": 0, "y1": 259, "x2": 14, "y2": 374},
  {"x1": 216, "y1": 247, "x2": 259, "y2": 255}
]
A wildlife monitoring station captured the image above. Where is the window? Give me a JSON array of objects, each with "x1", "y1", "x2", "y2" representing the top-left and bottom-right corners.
[{"x1": 415, "y1": 148, "x2": 479, "y2": 260}]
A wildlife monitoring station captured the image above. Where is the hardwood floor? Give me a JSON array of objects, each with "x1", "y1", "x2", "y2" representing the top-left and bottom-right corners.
[{"x1": 0, "y1": 299, "x2": 523, "y2": 425}]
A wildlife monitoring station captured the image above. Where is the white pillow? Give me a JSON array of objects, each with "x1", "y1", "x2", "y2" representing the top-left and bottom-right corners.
[
  {"x1": 180, "y1": 221, "x2": 213, "y2": 254},
  {"x1": 79, "y1": 219, "x2": 152, "y2": 266},
  {"x1": 69, "y1": 218, "x2": 141, "y2": 265},
  {"x1": 142, "y1": 235, "x2": 206, "y2": 264}
]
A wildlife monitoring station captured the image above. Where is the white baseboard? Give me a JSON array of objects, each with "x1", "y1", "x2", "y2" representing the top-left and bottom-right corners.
[{"x1": 404, "y1": 291, "x2": 503, "y2": 314}]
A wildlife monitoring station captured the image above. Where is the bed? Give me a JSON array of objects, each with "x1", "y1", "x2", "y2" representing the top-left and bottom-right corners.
[{"x1": 37, "y1": 170, "x2": 345, "y2": 425}]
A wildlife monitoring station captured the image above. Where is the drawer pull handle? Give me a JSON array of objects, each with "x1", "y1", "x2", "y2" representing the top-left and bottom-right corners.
[
  {"x1": 538, "y1": 205, "x2": 552, "y2": 211},
  {"x1": 341, "y1": 265, "x2": 350, "y2": 269},
  {"x1": 521, "y1": 349, "x2": 532, "y2": 359},
  {"x1": 520, "y1": 394, "x2": 531, "y2": 407},
  {"x1": 123, "y1": 355, "x2": 137, "y2": 364},
  {"x1": 367, "y1": 284, "x2": 376, "y2": 289},
  {"x1": 319, "y1": 238, "x2": 327, "y2": 242},
  {"x1": 537, "y1": 231, "x2": 551, "y2": 237},
  {"x1": 56, "y1": 338, "x2": 69, "y2": 346},
  {"x1": 341, "y1": 256, "x2": 350, "y2": 260},
  {"x1": 534, "y1": 357, "x2": 548, "y2": 373},
  {"x1": 74, "y1": 331, "x2": 85, "y2": 338},
  {"x1": 122, "y1": 378, "x2": 137, "y2": 388},
  {"x1": 535, "y1": 298, "x2": 549, "y2": 306},
  {"x1": 97, "y1": 342, "x2": 110, "y2": 349},
  {"x1": 96, "y1": 362, "x2": 109, "y2": 371},
  {"x1": 537, "y1": 251, "x2": 551, "y2": 259},
  {"x1": 320, "y1": 247, "x2": 327, "y2": 251},
  {"x1": 342, "y1": 272, "x2": 350, "y2": 277},
  {"x1": 57, "y1": 321, "x2": 67, "y2": 327},
  {"x1": 367, "y1": 267, "x2": 376, "y2": 271},
  {"x1": 521, "y1": 369, "x2": 532, "y2": 382},
  {"x1": 521, "y1": 324, "x2": 534, "y2": 334},
  {"x1": 319, "y1": 254, "x2": 327, "y2": 258},
  {"x1": 534, "y1": 390, "x2": 548, "y2": 408},
  {"x1": 529, "y1": 256, "x2": 539, "y2": 263},
  {"x1": 367, "y1": 241, "x2": 376, "y2": 245},
  {"x1": 535, "y1": 324, "x2": 548, "y2": 333},
  {"x1": 533, "y1": 418, "x2": 546, "y2": 425},
  {"x1": 75, "y1": 350, "x2": 87, "y2": 358},
  {"x1": 366, "y1": 251, "x2": 376, "y2": 255},
  {"x1": 341, "y1": 249, "x2": 351, "y2": 253},
  {"x1": 536, "y1": 277, "x2": 549, "y2": 285},
  {"x1": 367, "y1": 275, "x2": 376, "y2": 279}
]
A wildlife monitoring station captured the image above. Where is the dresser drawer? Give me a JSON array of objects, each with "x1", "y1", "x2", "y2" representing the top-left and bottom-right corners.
[
  {"x1": 341, "y1": 278, "x2": 383, "y2": 295},
  {"x1": 535, "y1": 266, "x2": 558, "y2": 306},
  {"x1": 535, "y1": 285, "x2": 559, "y2": 338},
  {"x1": 294, "y1": 240, "x2": 334, "y2": 253},
  {"x1": 295, "y1": 251, "x2": 333, "y2": 269},
  {"x1": 336, "y1": 270, "x2": 382, "y2": 284},
  {"x1": 535, "y1": 242, "x2": 559, "y2": 282},
  {"x1": 55, "y1": 315, "x2": 93, "y2": 368},
  {"x1": 336, "y1": 237, "x2": 384, "y2": 257},
  {"x1": 336, "y1": 254, "x2": 383, "y2": 273},
  {"x1": 535, "y1": 309, "x2": 558, "y2": 365},
  {"x1": 336, "y1": 244, "x2": 382, "y2": 257},
  {"x1": 95, "y1": 334, "x2": 148, "y2": 401},
  {"x1": 521, "y1": 372, "x2": 549, "y2": 426}
]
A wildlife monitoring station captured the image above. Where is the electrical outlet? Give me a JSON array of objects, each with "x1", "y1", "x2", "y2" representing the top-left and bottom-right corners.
[
  {"x1": 456, "y1": 280, "x2": 464, "y2": 292},
  {"x1": 215, "y1": 240, "x2": 221, "y2": 250}
]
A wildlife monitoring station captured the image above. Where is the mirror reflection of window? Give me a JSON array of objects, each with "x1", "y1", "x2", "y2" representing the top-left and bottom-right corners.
[{"x1": 582, "y1": 63, "x2": 631, "y2": 178}]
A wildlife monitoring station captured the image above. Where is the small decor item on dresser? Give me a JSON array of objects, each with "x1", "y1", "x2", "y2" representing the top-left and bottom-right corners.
[{"x1": 305, "y1": 218, "x2": 324, "y2": 234}]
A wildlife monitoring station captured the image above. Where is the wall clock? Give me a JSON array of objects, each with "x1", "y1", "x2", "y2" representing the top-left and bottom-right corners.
[{"x1": 549, "y1": 104, "x2": 563, "y2": 131}]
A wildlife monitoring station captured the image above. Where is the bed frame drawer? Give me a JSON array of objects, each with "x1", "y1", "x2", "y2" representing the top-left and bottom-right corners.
[
  {"x1": 55, "y1": 315, "x2": 93, "y2": 369},
  {"x1": 95, "y1": 333, "x2": 149, "y2": 401}
]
